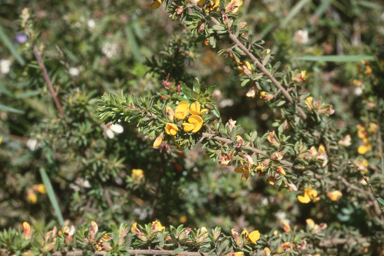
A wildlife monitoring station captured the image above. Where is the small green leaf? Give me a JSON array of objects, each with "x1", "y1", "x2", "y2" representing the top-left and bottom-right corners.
[
  {"x1": 377, "y1": 197, "x2": 384, "y2": 206},
  {"x1": 0, "y1": 104, "x2": 24, "y2": 114}
]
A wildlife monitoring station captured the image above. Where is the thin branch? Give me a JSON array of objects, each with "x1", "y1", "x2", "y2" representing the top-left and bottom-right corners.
[
  {"x1": 187, "y1": 1, "x2": 307, "y2": 120},
  {"x1": 33, "y1": 45, "x2": 65, "y2": 117},
  {"x1": 338, "y1": 175, "x2": 382, "y2": 217},
  {"x1": 319, "y1": 237, "x2": 368, "y2": 247},
  {"x1": 201, "y1": 132, "x2": 294, "y2": 167}
]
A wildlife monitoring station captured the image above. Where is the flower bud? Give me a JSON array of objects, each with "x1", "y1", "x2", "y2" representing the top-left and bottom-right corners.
[
  {"x1": 153, "y1": 134, "x2": 163, "y2": 148},
  {"x1": 175, "y1": 6, "x2": 184, "y2": 15}
]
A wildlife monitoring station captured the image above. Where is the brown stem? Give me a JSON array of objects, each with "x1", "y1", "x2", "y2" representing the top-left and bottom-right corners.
[
  {"x1": 187, "y1": 1, "x2": 307, "y2": 120},
  {"x1": 33, "y1": 45, "x2": 65, "y2": 118},
  {"x1": 338, "y1": 175, "x2": 382, "y2": 217}
]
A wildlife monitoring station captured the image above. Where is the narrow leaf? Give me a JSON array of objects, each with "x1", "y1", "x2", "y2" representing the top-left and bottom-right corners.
[
  {"x1": 0, "y1": 25, "x2": 25, "y2": 66},
  {"x1": 294, "y1": 55, "x2": 374, "y2": 62},
  {"x1": 39, "y1": 168, "x2": 64, "y2": 225}
]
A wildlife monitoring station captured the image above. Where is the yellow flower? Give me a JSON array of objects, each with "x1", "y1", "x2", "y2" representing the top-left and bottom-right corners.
[
  {"x1": 151, "y1": 0, "x2": 163, "y2": 9},
  {"x1": 131, "y1": 223, "x2": 138, "y2": 233},
  {"x1": 282, "y1": 220, "x2": 291, "y2": 233},
  {"x1": 206, "y1": 0, "x2": 220, "y2": 12},
  {"x1": 260, "y1": 91, "x2": 273, "y2": 101},
  {"x1": 237, "y1": 61, "x2": 252, "y2": 76},
  {"x1": 236, "y1": 135, "x2": 244, "y2": 148},
  {"x1": 301, "y1": 70, "x2": 307, "y2": 80},
  {"x1": 23, "y1": 222, "x2": 32, "y2": 240},
  {"x1": 225, "y1": 0, "x2": 243, "y2": 13},
  {"x1": 33, "y1": 184, "x2": 46, "y2": 194},
  {"x1": 27, "y1": 189, "x2": 37, "y2": 204},
  {"x1": 277, "y1": 166, "x2": 286, "y2": 175},
  {"x1": 264, "y1": 248, "x2": 271, "y2": 256},
  {"x1": 246, "y1": 87, "x2": 256, "y2": 98},
  {"x1": 152, "y1": 220, "x2": 165, "y2": 232},
  {"x1": 185, "y1": 0, "x2": 205, "y2": 6},
  {"x1": 355, "y1": 158, "x2": 368, "y2": 174},
  {"x1": 165, "y1": 123, "x2": 179, "y2": 136},
  {"x1": 338, "y1": 134, "x2": 351, "y2": 147},
  {"x1": 353, "y1": 79, "x2": 363, "y2": 87},
  {"x1": 242, "y1": 229, "x2": 260, "y2": 244},
  {"x1": 190, "y1": 102, "x2": 208, "y2": 115},
  {"x1": 369, "y1": 122, "x2": 378, "y2": 133},
  {"x1": 305, "y1": 96, "x2": 313, "y2": 110},
  {"x1": 182, "y1": 115, "x2": 203, "y2": 133},
  {"x1": 358, "y1": 138, "x2": 372, "y2": 154},
  {"x1": 267, "y1": 177, "x2": 275, "y2": 185},
  {"x1": 174, "y1": 101, "x2": 189, "y2": 120},
  {"x1": 327, "y1": 190, "x2": 342, "y2": 201},
  {"x1": 306, "y1": 219, "x2": 315, "y2": 229},
  {"x1": 256, "y1": 160, "x2": 269, "y2": 172},
  {"x1": 131, "y1": 169, "x2": 144, "y2": 179},
  {"x1": 231, "y1": 252, "x2": 244, "y2": 256},
  {"x1": 153, "y1": 134, "x2": 163, "y2": 147},
  {"x1": 179, "y1": 216, "x2": 187, "y2": 223},
  {"x1": 297, "y1": 185, "x2": 318, "y2": 203},
  {"x1": 234, "y1": 166, "x2": 250, "y2": 181}
]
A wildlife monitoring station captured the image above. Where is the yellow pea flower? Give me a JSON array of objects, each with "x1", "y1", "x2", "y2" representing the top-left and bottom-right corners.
[
  {"x1": 225, "y1": 0, "x2": 243, "y2": 13},
  {"x1": 33, "y1": 184, "x2": 47, "y2": 194},
  {"x1": 327, "y1": 190, "x2": 342, "y2": 201},
  {"x1": 242, "y1": 229, "x2": 260, "y2": 244},
  {"x1": 297, "y1": 186, "x2": 318, "y2": 203},
  {"x1": 165, "y1": 123, "x2": 179, "y2": 136},
  {"x1": 23, "y1": 222, "x2": 32, "y2": 240},
  {"x1": 231, "y1": 252, "x2": 244, "y2": 256},
  {"x1": 174, "y1": 101, "x2": 189, "y2": 120},
  {"x1": 182, "y1": 115, "x2": 203, "y2": 133},
  {"x1": 206, "y1": 0, "x2": 220, "y2": 12},
  {"x1": 131, "y1": 169, "x2": 144, "y2": 179},
  {"x1": 151, "y1": 0, "x2": 163, "y2": 9},
  {"x1": 190, "y1": 102, "x2": 208, "y2": 115},
  {"x1": 305, "y1": 96, "x2": 313, "y2": 110},
  {"x1": 152, "y1": 220, "x2": 165, "y2": 232},
  {"x1": 237, "y1": 61, "x2": 252, "y2": 76},
  {"x1": 234, "y1": 166, "x2": 250, "y2": 181},
  {"x1": 153, "y1": 134, "x2": 163, "y2": 147},
  {"x1": 27, "y1": 189, "x2": 37, "y2": 204},
  {"x1": 185, "y1": 0, "x2": 205, "y2": 6},
  {"x1": 131, "y1": 223, "x2": 138, "y2": 233},
  {"x1": 277, "y1": 166, "x2": 286, "y2": 175},
  {"x1": 282, "y1": 220, "x2": 291, "y2": 233}
]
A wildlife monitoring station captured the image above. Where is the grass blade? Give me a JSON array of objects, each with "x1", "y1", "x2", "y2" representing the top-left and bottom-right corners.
[
  {"x1": 39, "y1": 168, "x2": 64, "y2": 225},
  {"x1": 281, "y1": 0, "x2": 311, "y2": 28},
  {"x1": 0, "y1": 25, "x2": 25, "y2": 66},
  {"x1": 0, "y1": 103, "x2": 24, "y2": 114},
  {"x1": 294, "y1": 55, "x2": 374, "y2": 62},
  {"x1": 125, "y1": 26, "x2": 142, "y2": 62}
]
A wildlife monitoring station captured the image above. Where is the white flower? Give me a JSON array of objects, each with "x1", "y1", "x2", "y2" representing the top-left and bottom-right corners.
[
  {"x1": 87, "y1": 19, "x2": 95, "y2": 29},
  {"x1": 275, "y1": 212, "x2": 287, "y2": 221},
  {"x1": 355, "y1": 87, "x2": 363, "y2": 96},
  {"x1": 0, "y1": 59, "x2": 11, "y2": 74},
  {"x1": 104, "y1": 124, "x2": 124, "y2": 139},
  {"x1": 102, "y1": 42, "x2": 118, "y2": 59},
  {"x1": 26, "y1": 139, "x2": 39, "y2": 151},
  {"x1": 69, "y1": 67, "x2": 80, "y2": 76},
  {"x1": 219, "y1": 99, "x2": 234, "y2": 108},
  {"x1": 293, "y1": 30, "x2": 309, "y2": 45}
]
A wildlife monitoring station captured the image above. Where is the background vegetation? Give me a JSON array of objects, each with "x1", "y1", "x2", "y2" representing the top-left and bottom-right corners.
[{"x1": 1, "y1": 0, "x2": 384, "y2": 254}]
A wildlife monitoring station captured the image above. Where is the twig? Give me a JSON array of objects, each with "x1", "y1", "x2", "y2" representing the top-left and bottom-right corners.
[
  {"x1": 187, "y1": 0, "x2": 307, "y2": 120},
  {"x1": 319, "y1": 237, "x2": 368, "y2": 247},
  {"x1": 33, "y1": 45, "x2": 66, "y2": 118}
]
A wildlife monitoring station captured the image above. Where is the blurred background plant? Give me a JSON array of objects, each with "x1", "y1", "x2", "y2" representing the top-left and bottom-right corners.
[{"x1": 0, "y1": 0, "x2": 384, "y2": 254}]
